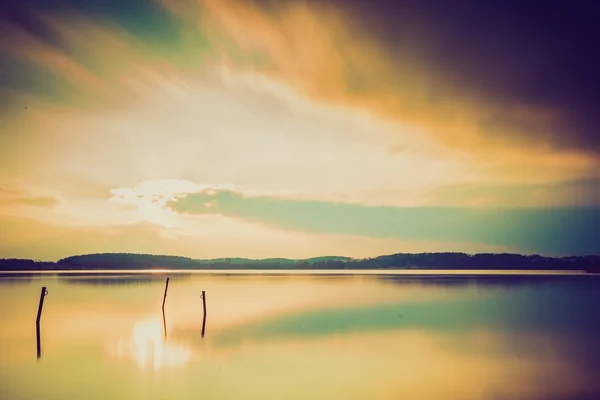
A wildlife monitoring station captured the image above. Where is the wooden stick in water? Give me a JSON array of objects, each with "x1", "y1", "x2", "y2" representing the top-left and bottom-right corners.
[
  {"x1": 201, "y1": 290, "x2": 207, "y2": 338},
  {"x1": 36, "y1": 287, "x2": 48, "y2": 359},
  {"x1": 162, "y1": 278, "x2": 169, "y2": 311}
]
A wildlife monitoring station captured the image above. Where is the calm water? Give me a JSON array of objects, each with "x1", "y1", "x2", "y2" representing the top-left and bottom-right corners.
[{"x1": 1, "y1": 271, "x2": 599, "y2": 399}]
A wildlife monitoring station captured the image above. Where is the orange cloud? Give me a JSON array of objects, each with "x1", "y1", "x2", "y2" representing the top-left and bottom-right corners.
[{"x1": 157, "y1": 0, "x2": 599, "y2": 183}]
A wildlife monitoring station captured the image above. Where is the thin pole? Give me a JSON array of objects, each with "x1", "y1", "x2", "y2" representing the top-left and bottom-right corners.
[
  {"x1": 36, "y1": 287, "x2": 48, "y2": 359},
  {"x1": 201, "y1": 290, "x2": 207, "y2": 338},
  {"x1": 36, "y1": 287, "x2": 47, "y2": 325},
  {"x1": 162, "y1": 278, "x2": 169, "y2": 311}
]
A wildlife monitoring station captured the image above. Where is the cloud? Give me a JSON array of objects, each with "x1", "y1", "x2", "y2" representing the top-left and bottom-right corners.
[
  {"x1": 0, "y1": 185, "x2": 59, "y2": 209},
  {"x1": 0, "y1": 0, "x2": 598, "y2": 259},
  {"x1": 158, "y1": 0, "x2": 600, "y2": 163},
  {"x1": 426, "y1": 178, "x2": 600, "y2": 207},
  {"x1": 1, "y1": 61, "x2": 484, "y2": 208},
  {"x1": 170, "y1": 189, "x2": 600, "y2": 256},
  {"x1": 340, "y1": 0, "x2": 600, "y2": 153},
  {"x1": 1, "y1": 0, "x2": 598, "y2": 198},
  {"x1": 0, "y1": 212, "x2": 508, "y2": 261},
  {"x1": 0, "y1": 214, "x2": 181, "y2": 261}
]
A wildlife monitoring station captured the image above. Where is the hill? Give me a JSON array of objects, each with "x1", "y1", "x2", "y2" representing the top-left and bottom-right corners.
[{"x1": 0, "y1": 252, "x2": 599, "y2": 272}]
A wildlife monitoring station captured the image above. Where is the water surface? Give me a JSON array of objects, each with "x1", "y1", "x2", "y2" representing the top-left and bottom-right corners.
[{"x1": 1, "y1": 271, "x2": 599, "y2": 399}]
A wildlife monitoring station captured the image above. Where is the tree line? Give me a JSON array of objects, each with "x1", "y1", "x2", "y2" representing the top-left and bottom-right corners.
[{"x1": 0, "y1": 252, "x2": 599, "y2": 272}]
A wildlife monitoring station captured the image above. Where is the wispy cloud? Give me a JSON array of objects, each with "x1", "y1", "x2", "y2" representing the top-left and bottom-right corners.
[
  {"x1": 158, "y1": 0, "x2": 600, "y2": 178},
  {"x1": 0, "y1": 185, "x2": 59, "y2": 209}
]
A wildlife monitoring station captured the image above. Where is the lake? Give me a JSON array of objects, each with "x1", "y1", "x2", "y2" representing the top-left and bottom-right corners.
[{"x1": 1, "y1": 271, "x2": 599, "y2": 399}]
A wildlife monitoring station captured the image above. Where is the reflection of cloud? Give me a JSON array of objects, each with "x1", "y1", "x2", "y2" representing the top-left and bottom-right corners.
[
  {"x1": 203, "y1": 329, "x2": 600, "y2": 400},
  {"x1": 3, "y1": 271, "x2": 600, "y2": 398},
  {"x1": 215, "y1": 283, "x2": 600, "y2": 346},
  {"x1": 111, "y1": 318, "x2": 190, "y2": 371}
]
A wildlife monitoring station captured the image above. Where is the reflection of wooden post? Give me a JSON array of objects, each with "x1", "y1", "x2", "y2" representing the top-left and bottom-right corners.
[
  {"x1": 162, "y1": 278, "x2": 169, "y2": 311},
  {"x1": 162, "y1": 308, "x2": 167, "y2": 340},
  {"x1": 36, "y1": 287, "x2": 48, "y2": 359},
  {"x1": 201, "y1": 291, "x2": 207, "y2": 338}
]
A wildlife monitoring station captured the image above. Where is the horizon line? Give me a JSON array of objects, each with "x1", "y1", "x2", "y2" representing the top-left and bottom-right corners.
[{"x1": 3, "y1": 250, "x2": 600, "y2": 264}]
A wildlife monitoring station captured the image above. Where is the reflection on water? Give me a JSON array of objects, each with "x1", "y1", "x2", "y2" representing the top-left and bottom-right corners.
[
  {"x1": 111, "y1": 318, "x2": 191, "y2": 371},
  {"x1": 0, "y1": 272, "x2": 599, "y2": 399}
]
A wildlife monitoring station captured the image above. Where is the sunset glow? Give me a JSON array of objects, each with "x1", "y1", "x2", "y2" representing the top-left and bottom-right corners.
[{"x1": 1, "y1": 0, "x2": 598, "y2": 260}]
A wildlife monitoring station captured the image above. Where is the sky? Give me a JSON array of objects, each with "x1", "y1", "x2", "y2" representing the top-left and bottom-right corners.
[{"x1": 0, "y1": 0, "x2": 599, "y2": 261}]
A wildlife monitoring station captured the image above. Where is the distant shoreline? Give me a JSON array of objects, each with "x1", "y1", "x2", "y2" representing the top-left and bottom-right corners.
[
  {"x1": 0, "y1": 269, "x2": 594, "y2": 277},
  {"x1": 1, "y1": 252, "x2": 599, "y2": 273}
]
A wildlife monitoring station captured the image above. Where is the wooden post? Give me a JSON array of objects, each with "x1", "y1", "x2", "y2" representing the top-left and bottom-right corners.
[
  {"x1": 162, "y1": 278, "x2": 169, "y2": 311},
  {"x1": 36, "y1": 287, "x2": 48, "y2": 358},
  {"x1": 201, "y1": 291, "x2": 207, "y2": 338},
  {"x1": 36, "y1": 287, "x2": 47, "y2": 325}
]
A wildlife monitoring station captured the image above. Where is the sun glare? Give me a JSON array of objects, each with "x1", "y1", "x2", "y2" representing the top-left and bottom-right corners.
[{"x1": 114, "y1": 318, "x2": 191, "y2": 371}]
